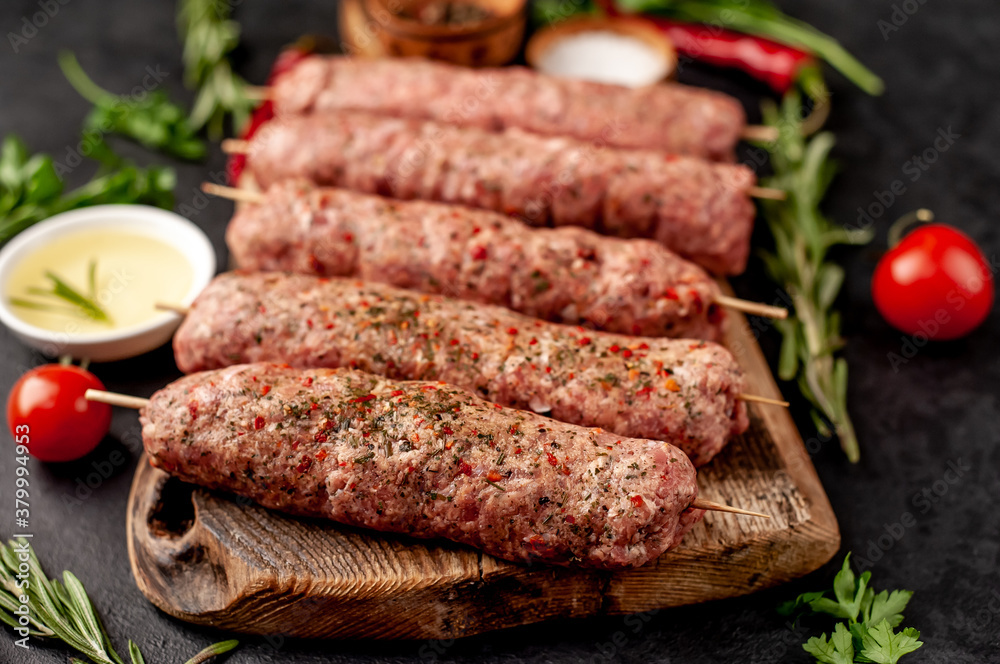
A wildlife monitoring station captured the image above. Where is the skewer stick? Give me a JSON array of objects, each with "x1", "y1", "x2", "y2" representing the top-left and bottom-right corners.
[
  {"x1": 221, "y1": 139, "x2": 251, "y2": 154},
  {"x1": 714, "y1": 295, "x2": 788, "y2": 320},
  {"x1": 85, "y1": 389, "x2": 149, "y2": 410},
  {"x1": 741, "y1": 125, "x2": 780, "y2": 142},
  {"x1": 748, "y1": 186, "x2": 787, "y2": 201},
  {"x1": 737, "y1": 394, "x2": 789, "y2": 407},
  {"x1": 691, "y1": 498, "x2": 770, "y2": 518},
  {"x1": 216, "y1": 141, "x2": 790, "y2": 201},
  {"x1": 201, "y1": 182, "x2": 265, "y2": 204},
  {"x1": 155, "y1": 302, "x2": 190, "y2": 315},
  {"x1": 244, "y1": 85, "x2": 271, "y2": 101}
]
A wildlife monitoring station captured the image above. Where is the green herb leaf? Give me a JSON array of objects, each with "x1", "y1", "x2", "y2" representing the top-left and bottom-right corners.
[
  {"x1": 803, "y1": 622, "x2": 855, "y2": 664},
  {"x1": 857, "y1": 620, "x2": 923, "y2": 664}
]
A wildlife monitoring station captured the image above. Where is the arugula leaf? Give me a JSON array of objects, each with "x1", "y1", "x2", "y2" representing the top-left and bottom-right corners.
[
  {"x1": 803, "y1": 623, "x2": 855, "y2": 664},
  {"x1": 856, "y1": 621, "x2": 923, "y2": 664}
]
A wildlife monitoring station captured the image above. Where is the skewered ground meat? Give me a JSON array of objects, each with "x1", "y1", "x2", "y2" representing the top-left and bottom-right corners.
[
  {"x1": 227, "y1": 180, "x2": 725, "y2": 340},
  {"x1": 140, "y1": 363, "x2": 704, "y2": 569},
  {"x1": 174, "y1": 272, "x2": 749, "y2": 466}
]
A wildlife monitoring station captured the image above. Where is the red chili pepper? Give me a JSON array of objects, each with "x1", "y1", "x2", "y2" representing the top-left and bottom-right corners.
[{"x1": 595, "y1": 0, "x2": 813, "y2": 94}]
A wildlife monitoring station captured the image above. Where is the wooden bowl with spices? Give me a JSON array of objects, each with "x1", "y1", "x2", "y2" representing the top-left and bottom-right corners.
[
  {"x1": 526, "y1": 16, "x2": 677, "y2": 87},
  {"x1": 339, "y1": 0, "x2": 526, "y2": 67}
]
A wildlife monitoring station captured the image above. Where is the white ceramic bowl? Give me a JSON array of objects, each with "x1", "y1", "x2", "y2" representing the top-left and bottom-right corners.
[{"x1": 0, "y1": 205, "x2": 216, "y2": 362}]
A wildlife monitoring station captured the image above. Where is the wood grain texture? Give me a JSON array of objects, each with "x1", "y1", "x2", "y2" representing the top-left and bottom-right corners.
[{"x1": 127, "y1": 283, "x2": 839, "y2": 639}]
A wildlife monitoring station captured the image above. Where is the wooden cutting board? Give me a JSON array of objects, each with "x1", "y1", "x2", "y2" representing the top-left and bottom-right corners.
[{"x1": 125, "y1": 288, "x2": 839, "y2": 640}]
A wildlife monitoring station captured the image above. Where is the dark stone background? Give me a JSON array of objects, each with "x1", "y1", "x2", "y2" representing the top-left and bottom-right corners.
[{"x1": 1, "y1": 1, "x2": 997, "y2": 662}]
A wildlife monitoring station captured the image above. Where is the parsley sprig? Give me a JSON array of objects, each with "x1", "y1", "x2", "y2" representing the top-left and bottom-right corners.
[
  {"x1": 0, "y1": 135, "x2": 175, "y2": 246},
  {"x1": 0, "y1": 540, "x2": 238, "y2": 664},
  {"x1": 780, "y1": 554, "x2": 923, "y2": 663}
]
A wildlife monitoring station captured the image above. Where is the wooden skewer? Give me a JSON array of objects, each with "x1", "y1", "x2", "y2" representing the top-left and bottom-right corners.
[
  {"x1": 201, "y1": 182, "x2": 265, "y2": 204},
  {"x1": 741, "y1": 125, "x2": 780, "y2": 142},
  {"x1": 85, "y1": 389, "x2": 149, "y2": 410},
  {"x1": 737, "y1": 394, "x2": 789, "y2": 407},
  {"x1": 244, "y1": 85, "x2": 271, "y2": 101},
  {"x1": 748, "y1": 186, "x2": 787, "y2": 201},
  {"x1": 155, "y1": 302, "x2": 190, "y2": 315},
  {"x1": 713, "y1": 295, "x2": 788, "y2": 320},
  {"x1": 216, "y1": 143, "x2": 788, "y2": 201},
  {"x1": 690, "y1": 498, "x2": 770, "y2": 518},
  {"x1": 89, "y1": 384, "x2": 773, "y2": 518}
]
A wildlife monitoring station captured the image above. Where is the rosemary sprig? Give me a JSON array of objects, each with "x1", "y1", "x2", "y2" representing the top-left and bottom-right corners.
[
  {"x1": 177, "y1": 0, "x2": 255, "y2": 139},
  {"x1": 755, "y1": 90, "x2": 873, "y2": 462},
  {"x1": 0, "y1": 540, "x2": 238, "y2": 664},
  {"x1": 11, "y1": 260, "x2": 112, "y2": 324}
]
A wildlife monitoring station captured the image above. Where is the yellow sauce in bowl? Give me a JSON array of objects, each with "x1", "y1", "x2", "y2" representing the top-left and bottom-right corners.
[{"x1": 5, "y1": 229, "x2": 193, "y2": 334}]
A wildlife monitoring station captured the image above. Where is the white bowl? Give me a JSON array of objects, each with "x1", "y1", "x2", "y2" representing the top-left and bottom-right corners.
[{"x1": 0, "y1": 205, "x2": 216, "y2": 362}]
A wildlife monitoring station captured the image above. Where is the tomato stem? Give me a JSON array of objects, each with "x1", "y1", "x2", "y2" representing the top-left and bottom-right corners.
[{"x1": 887, "y1": 208, "x2": 934, "y2": 248}]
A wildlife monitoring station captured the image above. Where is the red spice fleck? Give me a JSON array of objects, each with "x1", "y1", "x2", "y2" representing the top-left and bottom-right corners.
[
  {"x1": 450, "y1": 338, "x2": 460, "y2": 346},
  {"x1": 316, "y1": 450, "x2": 328, "y2": 461},
  {"x1": 349, "y1": 482, "x2": 356, "y2": 490},
  {"x1": 579, "y1": 337, "x2": 591, "y2": 346},
  {"x1": 494, "y1": 403, "x2": 502, "y2": 409},
  {"x1": 407, "y1": 466, "x2": 415, "y2": 473},
  {"x1": 350, "y1": 394, "x2": 377, "y2": 403},
  {"x1": 664, "y1": 287, "x2": 680, "y2": 301},
  {"x1": 343, "y1": 232, "x2": 354, "y2": 243},
  {"x1": 306, "y1": 319, "x2": 314, "y2": 329},
  {"x1": 622, "y1": 349, "x2": 633, "y2": 359},
  {"x1": 546, "y1": 453, "x2": 558, "y2": 466},
  {"x1": 610, "y1": 344, "x2": 620, "y2": 353},
  {"x1": 339, "y1": 461, "x2": 348, "y2": 467},
  {"x1": 188, "y1": 401, "x2": 198, "y2": 420},
  {"x1": 636, "y1": 387, "x2": 654, "y2": 397},
  {"x1": 310, "y1": 403, "x2": 319, "y2": 410},
  {"x1": 630, "y1": 495, "x2": 644, "y2": 507},
  {"x1": 314, "y1": 433, "x2": 327, "y2": 443},
  {"x1": 260, "y1": 385, "x2": 271, "y2": 396},
  {"x1": 506, "y1": 327, "x2": 518, "y2": 335},
  {"x1": 487, "y1": 470, "x2": 503, "y2": 483},
  {"x1": 325, "y1": 323, "x2": 334, "y2": 329},
  {"x1": 638, "y1": 342, "x2": 649, "y2": 350},
  {"x1": 308, "y1": 255, "x2": 324, "y2": 274},
  {"x1": 442, "y1": 426, "x2": 454, "y2": 435},
  {"x1": 514, "y1": 447, "x2": 523, "y2": 455},
  {"x1": 691, "y1": 290, "x2": 704, "y2": 314},
  {"x1": 471, "y1": 352, "x2": 479, "y2": 360},
  {"x1": 291, "y1": 440, "x2": 300, "y2": 450},
  {"x1": 301, "y1": 376, "x2": 313, "y2": 387},
  {"x1": 472, "y1": 226, "x2": 481, "y2": 235},
  {"x1": 529, "y1": 337, "x2": 538, "y2": 345},
  {"x1": 253, "y1": 416, "x2": 265, "y2": 430},
  {"x1": 568, "y1": 372, "x2": 575, "y2": 380},
  {"x1": 565, "y1": 515, "x2": 576, "y2": 524},
  {"x1": 545, "y1": 366, "x2": 552, "y2": 374},
  {"x1": 258, "y1": 305, "x2": 266, "y2": 314},
  {"x1": 509, "y1": 425, "x2": 518, "y2": 435},
  {"x1": 422, "y1": 385, "x2": 437, "y2": 391},
  {"x1": 362, "y1": 432, "x2": 370, "y2": 438},
  {"x1": 391, "y1": 389, "x2": 405, "y2": 397},
  {"x1": 459, "y1": 460, "x2": 473, "y2": 476},
  {"x1": 471, "y1": 245, "x2": 488, "y2": 260}
]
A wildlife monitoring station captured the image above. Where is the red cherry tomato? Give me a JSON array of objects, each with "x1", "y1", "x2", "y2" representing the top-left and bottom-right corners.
[
  {"x1": 872, "y1": 223, "x2": 994, "y2": 340},
  {"x1": 6, "y1": 365, "x2": 112, "y2": 462}
]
